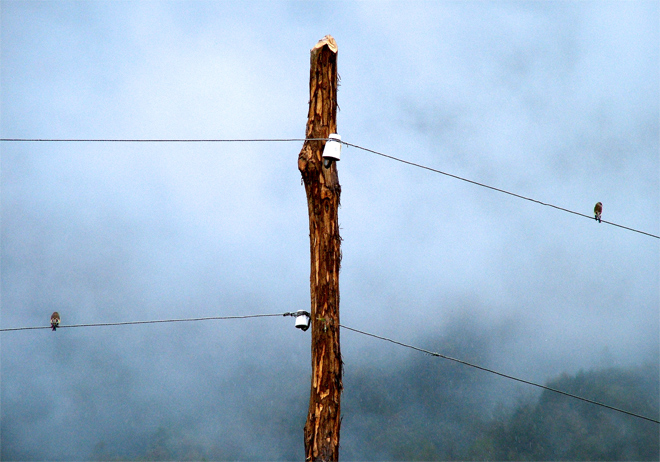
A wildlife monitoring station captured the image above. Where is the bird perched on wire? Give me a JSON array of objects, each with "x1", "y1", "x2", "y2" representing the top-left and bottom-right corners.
[
  {"x1": 51, "y1": 312, "x2": 60, "y2": 331},
  {"x1": 594, "y1": 202, "x2": 603, "y2": 223}
]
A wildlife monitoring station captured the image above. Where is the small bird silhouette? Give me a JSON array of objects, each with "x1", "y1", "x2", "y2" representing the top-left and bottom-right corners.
[
  {"x1": 594, "y1": 202, "x2": 603, "y2": 223},
  {"x1": 51, "y1": 312, "x2": 60, "y2": 331}
]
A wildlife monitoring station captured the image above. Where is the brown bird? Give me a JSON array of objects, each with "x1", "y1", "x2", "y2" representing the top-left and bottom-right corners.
[
  {"x1": 50, "y1": 312, "x2": 60, "y2": 331},
  {"x1": 594, "y1": 202, "x2": 603, "y2": 223}
]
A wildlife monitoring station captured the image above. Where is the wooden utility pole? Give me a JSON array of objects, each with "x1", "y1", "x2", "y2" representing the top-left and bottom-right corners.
[{"x1": 298, "y1": 35, "x2": 342, "y2": 462}]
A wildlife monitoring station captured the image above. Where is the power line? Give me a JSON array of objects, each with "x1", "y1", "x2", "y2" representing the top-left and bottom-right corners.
[
  {"x1": 0, "y1": 138, "x2": 325, "y2": 143},
  {"x1": 2, "y1": 137, "x2": 657, "y2": 239},
  {"x1": 0, "y1": 312, "x2": 300, "y2": 332},
  {"x1": 340, "y1": 324, "x2": 660, "y2": 425},
  {"x1": 3, "y1": 311, "x2": 656, "y2": 424},
  {"x1": 341, "y1": 141, "x2": 660, "y2": 240}
]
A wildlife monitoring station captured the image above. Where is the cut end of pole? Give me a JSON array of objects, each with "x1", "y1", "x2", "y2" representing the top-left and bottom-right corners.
[{"x1": 312, "y1": 35, "x2": 337, "y2": 53}]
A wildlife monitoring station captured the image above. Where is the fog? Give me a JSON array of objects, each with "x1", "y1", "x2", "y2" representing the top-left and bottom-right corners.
[{"x1": 1, "y1": 1, "x2": 658, "y2": 460}]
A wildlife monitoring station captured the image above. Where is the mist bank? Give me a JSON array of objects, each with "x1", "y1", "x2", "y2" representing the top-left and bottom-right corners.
[
  {"x1": 2, "y1": 322, "x2": 657, "y2": 461},
  {"x1": 342, "y1": 361, "x2": 659, "y2": 461}
]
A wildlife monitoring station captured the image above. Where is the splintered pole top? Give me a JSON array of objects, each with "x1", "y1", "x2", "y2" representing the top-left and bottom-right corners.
[{"x1": 312, "y1": 35, "x2": 338, "y2": 53}]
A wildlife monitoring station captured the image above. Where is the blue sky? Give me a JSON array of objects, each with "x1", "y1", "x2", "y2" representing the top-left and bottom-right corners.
[{"x1": 1, "y1": 1, "x2": 658, "y2": 459}]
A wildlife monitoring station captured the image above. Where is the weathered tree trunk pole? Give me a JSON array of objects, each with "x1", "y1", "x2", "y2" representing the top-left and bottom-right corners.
[{"x1": 298, "y1": 35, "x2": 342, "y2": 462}]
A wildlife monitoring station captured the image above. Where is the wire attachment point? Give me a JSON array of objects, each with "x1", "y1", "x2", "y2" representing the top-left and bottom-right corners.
[{"x1": 294, "y1": 311, "x2": 311, "y2": 331}]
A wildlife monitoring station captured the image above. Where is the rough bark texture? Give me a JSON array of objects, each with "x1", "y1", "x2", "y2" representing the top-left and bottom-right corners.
[{"x1": 298, "y1": 35, "x2": 342, "y2": 462}]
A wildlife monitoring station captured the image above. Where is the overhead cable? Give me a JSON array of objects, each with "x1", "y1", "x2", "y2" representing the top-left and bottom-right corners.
[
  {"x1": 341, "y1": 141, "x2": 660, "y2": 240},
  {"x1": 340, "y1": 324, "x2": 660, "y2": 425},
  {"x1": 2, "y1": 311, "x2": 656, "y2": 424},
  {"x1": 0, "y1": 138, "x2": 323, "y2": 143},
  {"x1": 0, "y1": 312, "x2": 299, "y2": 332},
  {"x1": 1, "y1": 137, "x2": 657, "y2": 239}
]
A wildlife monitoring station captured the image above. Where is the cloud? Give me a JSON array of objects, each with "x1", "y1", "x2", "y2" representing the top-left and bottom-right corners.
[{"x1": 2, "y1": 2, "x2": 658, "y2": 459}]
